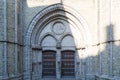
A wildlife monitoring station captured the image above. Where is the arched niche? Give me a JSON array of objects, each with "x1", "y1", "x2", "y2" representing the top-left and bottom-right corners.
[
  {"x1": 41, "y1": 35, "x2": 57, "y2": 51},
  {"x1": 61, "y1": 35, "x2": 76, "y2": 50}
]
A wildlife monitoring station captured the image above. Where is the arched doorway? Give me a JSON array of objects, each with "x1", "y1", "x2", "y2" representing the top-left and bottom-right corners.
[
  {"x1": 35, "y1": 19, "x2": 77, "y2": 79},
  {"x1": 25, "y1": 3, "x2": 91, "y2": 80}
]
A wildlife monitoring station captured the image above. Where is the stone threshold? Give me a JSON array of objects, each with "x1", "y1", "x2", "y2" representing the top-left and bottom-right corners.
[
  {"x1": 0, "y1": 74, "x2": 22, "y2": 80},
  {"x1": 95, "y1": 74, "x2": 115, "y2": 80}
]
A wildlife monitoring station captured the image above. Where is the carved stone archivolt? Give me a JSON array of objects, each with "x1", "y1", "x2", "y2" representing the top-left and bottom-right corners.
[{"x1": 25, "y1": 3, "x2": 91, "y2": 80}]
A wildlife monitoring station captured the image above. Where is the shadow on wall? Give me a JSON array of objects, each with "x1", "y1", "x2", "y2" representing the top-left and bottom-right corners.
[
  {"x1": 94, "y1": 24, "x2": 120, "y2": 80},
  {"x1": 21, "y1": 1, "x2": 120, "y2": 80}
]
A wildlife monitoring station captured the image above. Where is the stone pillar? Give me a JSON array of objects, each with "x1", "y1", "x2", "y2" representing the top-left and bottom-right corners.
[
  {"x1": 23, "y1": 44, "x2": 31, "y2": 80},
  {"x1": 75, "y1": 49, "x2": 81, "y2": 79},
  {"x1": 56, "y1": 49, "x2": 61, "y2": 79},
  {"x1": 38, "y1": 50, "x2": 42, "y2": 79},
  {"x1": 2, "y1": 0, "x2": 8, "y2": 79},
  {"x1": 14, "y1": 0, "x2": 19, "y2": 76},
  {"x1": 32, "y1": 45, "x2": 42, "y2": 79},
  {"x1": 109, "y1": 24, "x2": 113, "y2": 77}
]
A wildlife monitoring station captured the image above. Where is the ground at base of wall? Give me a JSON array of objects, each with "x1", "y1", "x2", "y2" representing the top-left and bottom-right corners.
[{"x1": 95, "y1": 75, "x2": 120, "y2": 80}]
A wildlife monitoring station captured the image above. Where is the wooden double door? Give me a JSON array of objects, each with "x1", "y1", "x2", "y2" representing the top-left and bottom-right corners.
[{"x1": 42, "y1": 51, "x2": 75, "y2": 77}]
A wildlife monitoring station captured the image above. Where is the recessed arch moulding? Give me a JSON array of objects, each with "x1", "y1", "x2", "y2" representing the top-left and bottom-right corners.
[{"x1": 25, "y1": 3, "x2": 92, "y2": 80}]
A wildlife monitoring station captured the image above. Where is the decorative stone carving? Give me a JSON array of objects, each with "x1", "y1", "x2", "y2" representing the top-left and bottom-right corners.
[
  {"x1": 32, "y1": 44, "x2": 42, "y2": 50},
  {"x1": 52, "y1": 22, "x2": 66, "y2": 35}
]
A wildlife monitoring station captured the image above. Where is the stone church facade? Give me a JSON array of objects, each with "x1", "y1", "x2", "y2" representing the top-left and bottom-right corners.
[{"x1": 0, "y1": 0, "x2": 120, "y2": 80}]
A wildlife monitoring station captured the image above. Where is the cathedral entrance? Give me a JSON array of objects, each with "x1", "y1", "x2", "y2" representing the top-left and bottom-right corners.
[{"x1": 25, "y1": 4, "x2": 90, "y2": 80}]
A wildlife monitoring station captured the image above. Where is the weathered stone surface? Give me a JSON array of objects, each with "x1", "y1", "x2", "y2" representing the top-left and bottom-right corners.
[
  {"x1": 0, "y1": 0, "x2": 120, "y2": 80},
  {"x1": 113, "y1": 41, "x2": 120, "y2": 76},
  {"x1": 0, "y1": 0, "x2": 4, "y2": 41},
  {"x1": 99, "y1": 0, "x2": 111, "y2": 43},
  {"x1": 7, "y1": 43, "x2": 15, "y2": 75},
  {"x1": 7, "y1": 0, "x2": 15, "y2": 42},
  {"x1": 0, "y1": 42, "x2": 4, "y2": 75},
  {"x1": 100, "y1": 43, "x2": 110, "y2": 75},
  {"x1": 111, "y1": 0, "x2": 120, "y2": 41}
]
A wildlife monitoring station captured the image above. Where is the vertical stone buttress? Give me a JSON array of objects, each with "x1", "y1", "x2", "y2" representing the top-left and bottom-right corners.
[
  {"x1": 99, "y1": 0, "x2": 113, "y2": 77},
  {"x1": 0, "y1": 0, "x2": 7, "y2": 79},
  {"x1": 6, "y1": 0, "x2": 22, "y2": 79},
  {"x1": 0, "y1": 0, "x2": 21, "y2": 80}
]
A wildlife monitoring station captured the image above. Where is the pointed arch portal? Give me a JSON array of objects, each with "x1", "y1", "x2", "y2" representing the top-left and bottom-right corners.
[{"x1": 25, "y1": 3, "x2": 92, "y2": 80}]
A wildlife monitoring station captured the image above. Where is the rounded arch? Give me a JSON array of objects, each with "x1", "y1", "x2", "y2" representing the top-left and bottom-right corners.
[{"x1": 25, "y1": 3, "x2": 92, "y2": 80}]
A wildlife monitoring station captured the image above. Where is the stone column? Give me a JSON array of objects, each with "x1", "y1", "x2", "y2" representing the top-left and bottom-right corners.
[
  {"x1": 109, "y1": 24, "x2": 113, "y2": 77},
  {"x1": 38, "y1": 50, "x2": 42, "y2": 79},
  {"x1": 32, "y1": 45, "x2": 42, "y2": 79},
  {"x1": 2, "y1": 0, "x2": 8, "y2": 79},
  {"x1": 14, "y1": 0, "x2": 18, "y2": 76},
  {"x1": 56, "y1": 49, "x2": 61, "y2": 79},
  {"x1": 75, "y1": 49, "x2": 81, "y2": 79},
  {"x1": 56, "y1": 42, "x2": 61, "y2": 79}
]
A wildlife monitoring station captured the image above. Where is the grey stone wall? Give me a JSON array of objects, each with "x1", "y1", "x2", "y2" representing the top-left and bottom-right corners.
[
  {"x1": 0, "y1": 0, "x2": 22, "y2": 79},
  {"x1": 0, "y1": 0, "x2": 4, "y2": 40},
  {"x1": 113, "y1": 42, "x2": 120, "y2": 76},
  {"x1": 0, "y1": 42, "x2": 4, "y2": 76},
  {"x1": 6, "y1": 0, "x2": 15, "y2": 42},
  {"x1": 21, "y1": 0, "x2": 120, "y2": 80},
  {"x1": 6, "y1": 0, "x2": 15, "y2": 77},
  {"x1": 0, "y1": 0, "x2": 120, "y2": 80},
  {"x1": 0, "y1": 0, "x2": 5, "y2": 78}
]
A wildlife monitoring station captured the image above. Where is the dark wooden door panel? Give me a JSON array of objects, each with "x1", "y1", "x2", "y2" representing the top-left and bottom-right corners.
[
  {"x1": 42, "y1": 51, "x2": 56, "y2": 77},
  {"x1": 61, "y1": 51, "x2": 75, "y2": 77}
]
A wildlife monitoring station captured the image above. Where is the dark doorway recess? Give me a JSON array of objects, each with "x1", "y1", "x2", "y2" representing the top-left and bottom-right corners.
[
  {"x1": 61, "y1": 51, "x2": 75, "y2": 77},
  {"x1": 42, "y1": 51, "x2": 56, "y2": 77}
]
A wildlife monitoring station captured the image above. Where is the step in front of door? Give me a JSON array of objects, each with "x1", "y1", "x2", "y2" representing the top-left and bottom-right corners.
[{"x1": 41, "y1": 78, "x2": 75, "y2": 80}]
